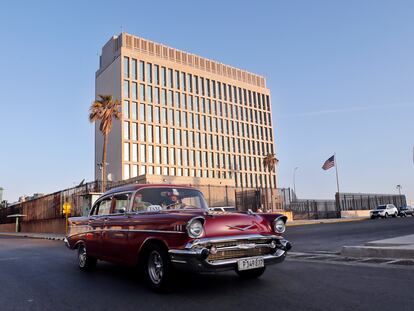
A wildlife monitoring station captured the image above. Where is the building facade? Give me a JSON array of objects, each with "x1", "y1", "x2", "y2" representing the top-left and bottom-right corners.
[{"x1": 95, "y1": 33, "x2": 276, "y2": 189}]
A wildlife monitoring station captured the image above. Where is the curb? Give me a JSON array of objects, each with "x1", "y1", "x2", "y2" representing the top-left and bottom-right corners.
[
  {"x1": 0, "y1": 233, "x2": 65, "y2": 241},
  {"x1": 341, "y1": 245, "x2": 414, "y2": 260}
]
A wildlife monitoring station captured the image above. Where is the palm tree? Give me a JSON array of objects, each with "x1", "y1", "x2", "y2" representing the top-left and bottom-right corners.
[
  {"x1": 89, "y1": 95, "x2": 121, "y2": 192},
  {"x1": 263, "y1": 153, "x2": 279, "y2": 212}
]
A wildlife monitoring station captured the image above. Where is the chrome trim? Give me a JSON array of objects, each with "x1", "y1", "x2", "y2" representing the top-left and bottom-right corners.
[
  {"x1": 186, "y1": 234, "x2": 281, "y2": 249},
  {"x1": 216, "y1": 242, "x2": 275, "y2": 251},
  {"x1": 273, "y1": 217, "x2": 286, "y2": 234},
  {"x1": 207, "y1": 249, "x2": 285, "y2": 266},
  {"x1": 63, "y1": 237, "x2": 70, "y2": 248},
  {"x1": 186, "y1": 216, "x2": 205, "y2": 238},
  {"x1": 66, "y1": 228, "x2": 186, "y2": 239},
  {"x1": 169, "y1": 248, "x2": 206, "y2": 256},
  {"x1": 169, "y1": 247, "x2": 287, "y2": 272},
  {"x1": 226, "y1": 224, "x2": 257, "y2": 231}
]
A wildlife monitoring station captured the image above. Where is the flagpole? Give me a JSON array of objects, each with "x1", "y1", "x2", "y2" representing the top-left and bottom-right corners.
[{"x1": 334, "y1": 152, "x2": 342, "y2": 211}]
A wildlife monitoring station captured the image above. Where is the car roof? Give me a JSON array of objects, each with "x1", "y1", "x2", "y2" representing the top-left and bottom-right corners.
[{"x1": 103, "y1": 183, "x2": 198, "y2": 196}]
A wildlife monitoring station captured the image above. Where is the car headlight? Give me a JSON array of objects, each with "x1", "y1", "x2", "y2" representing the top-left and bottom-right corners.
[
  {"x1": 273, "y1": 218, "x2": 286, "y2": 233},
  {"x1": 187, "y1": 218, "x2": 204, "y2": 238}
]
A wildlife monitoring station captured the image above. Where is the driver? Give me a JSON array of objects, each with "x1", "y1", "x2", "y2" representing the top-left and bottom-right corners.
[{"x1": 161, "y1": 194, "x2": 182, "y2": 209}]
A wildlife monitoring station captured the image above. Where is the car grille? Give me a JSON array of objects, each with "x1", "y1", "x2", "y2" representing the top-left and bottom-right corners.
[
  {"x1": 207, "y1": 239, "x2": 273, "y2": 261},
  {"x1": 208, "y1": 248, "x2": 270, "y2": 261}
]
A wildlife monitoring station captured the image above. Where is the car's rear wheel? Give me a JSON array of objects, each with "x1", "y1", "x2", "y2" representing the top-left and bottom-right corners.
[
  {"x1": 78, "y1": 244, "x2": 97, "y2": 271},
  {"x1": 236, "y1": 267, "x2": 266, "y2": 279},
  {"x1": 144, "y1": 244, "x2": 173, "y2": 292}
]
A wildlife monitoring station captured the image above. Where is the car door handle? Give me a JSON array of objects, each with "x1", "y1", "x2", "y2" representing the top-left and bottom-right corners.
[{"x1": 103, "y1": 217, "x2": 109, "y2": 221}]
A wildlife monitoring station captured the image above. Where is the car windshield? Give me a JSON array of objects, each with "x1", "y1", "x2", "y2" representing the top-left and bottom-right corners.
[
  {"x1": 131, "y1": 187, "x2": 208, "y2": 212},
  {"x1": 376, "y1": 205, "x2": 386, "y2": 210}
]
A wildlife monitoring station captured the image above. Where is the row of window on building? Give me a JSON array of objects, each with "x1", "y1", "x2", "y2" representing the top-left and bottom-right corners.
[
  {"x1": 123, "y1": 122, "x2": 273, "y2": 156},
  {"x1": 123, "y1": 56, "x2": 271, "y2": 111},
  {"x1": 123, "y1": 142, "x2": 273, "y2": 171},
  {"x1": 122, "y1": 102, "x2": 273, "y2": 142},
  {"x1": 122, "y1": 83, "x2": 272, "y2": 127},
  {"x1": 122, "y1": 163, "x2": 275, "y2": 189}
]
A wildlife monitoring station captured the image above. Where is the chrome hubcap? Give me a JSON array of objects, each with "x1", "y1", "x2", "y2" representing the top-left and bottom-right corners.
[
  {"x1": 148, "y1": 250, "x2": 163, "y2": 285},
  {"x1": 79, "y1": 246, "x2": 87, "y2": 267}
]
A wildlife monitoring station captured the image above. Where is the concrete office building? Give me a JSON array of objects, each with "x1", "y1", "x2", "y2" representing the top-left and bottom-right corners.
[{"x1": 95, "y1": 33, "x2": 276, "y2": 190}]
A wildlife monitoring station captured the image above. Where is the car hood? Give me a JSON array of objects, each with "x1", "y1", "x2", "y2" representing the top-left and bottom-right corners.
[
  {"x1": 203, "y1": 212, "x2": 276, "y2": 237},
  {"x1": 158, "y1": 209, "x2": 280, "y2": 237}
]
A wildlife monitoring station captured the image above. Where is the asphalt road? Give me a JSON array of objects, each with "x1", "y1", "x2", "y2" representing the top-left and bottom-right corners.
[
  {"x1": 0, "y1": 218, "x2": 413, "y2": 311},
  {"x1": 285, "y1": 216, "x2": 414, "y2": 253}
]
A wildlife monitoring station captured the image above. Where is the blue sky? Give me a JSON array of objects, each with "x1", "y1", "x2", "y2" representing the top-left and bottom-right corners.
[{"x1": 0, "y1": 0, "x2": 413, "y2": 203}]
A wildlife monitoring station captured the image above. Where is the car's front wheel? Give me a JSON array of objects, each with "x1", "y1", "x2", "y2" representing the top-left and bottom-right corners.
[
  {"x1": 236, "y1": 267, "x2": 266, "y2": 279},
  {"x1": 393, "y1": 212, "x2": 397, "y2": 218},
  {"x1": 78, "y1": 244, "x2": 97, "y2": 271},
  {"x1": 144, "y1": 244, "x2": 173, "y2": 292},
  {"x1": 383, "y1": 213, "x2": 388, "y2": 219}
]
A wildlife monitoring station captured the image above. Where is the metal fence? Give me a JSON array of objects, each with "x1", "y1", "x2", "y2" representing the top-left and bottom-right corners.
[
  {"x1": 284, "y1": 200, "x2": 339, "y2": 220},
  {"x1": 0, "y1": 181, "x2": 103, "y2": 224},
  {"x1": 337, "y1": 193, "x2": 406, "y2": 211}
]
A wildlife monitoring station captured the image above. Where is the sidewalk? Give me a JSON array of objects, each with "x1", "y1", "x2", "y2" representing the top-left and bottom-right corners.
[
  {"x1": 341, "y1": 234, "x2": 414, "y2": 260},
  {"x1": 287, "y1": 216, "x2": 368, "y2": 227}
]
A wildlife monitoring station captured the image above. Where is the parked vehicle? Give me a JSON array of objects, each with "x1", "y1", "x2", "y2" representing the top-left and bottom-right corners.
[
  {"x1": 370, "y1": 204, "x2": 398, "y2": 219},
  {"x1": 64, "y1": 184, "x2": 291, "y2": 292},
  {"x1": 397, "y1": 206, "x2": 414, "y2": 217}
]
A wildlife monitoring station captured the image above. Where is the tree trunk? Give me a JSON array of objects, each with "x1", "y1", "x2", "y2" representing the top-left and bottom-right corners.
[
  {"x1": 101, "y1": 134, "x2": 108, "y2": 193},
  {"x1": 270, "y1": 185, "x2": 274, "y2": 213}
]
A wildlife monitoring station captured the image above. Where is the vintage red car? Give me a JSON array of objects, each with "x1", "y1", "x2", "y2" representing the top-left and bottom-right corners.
[{"x1": 65, "y1": 184, "x2": 291, "y2": 291}]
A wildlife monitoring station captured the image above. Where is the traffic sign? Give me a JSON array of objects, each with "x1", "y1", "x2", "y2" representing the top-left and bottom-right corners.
[{"x1": 63, "y1": 202, "x2": 71, "y2": 215}]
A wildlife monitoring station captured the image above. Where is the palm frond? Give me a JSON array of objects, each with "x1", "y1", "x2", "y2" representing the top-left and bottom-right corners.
[{"x1": 89, "y1": 95, "x2": 121, "y2": 135}]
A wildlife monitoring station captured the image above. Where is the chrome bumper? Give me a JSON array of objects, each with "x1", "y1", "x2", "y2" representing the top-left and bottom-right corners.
[
  {"x1": 169, "y1": 234, "x2": 291, "y2": 272},
  {"x1": 63, "y1": 237, "x2": 70, "y2": 249}
]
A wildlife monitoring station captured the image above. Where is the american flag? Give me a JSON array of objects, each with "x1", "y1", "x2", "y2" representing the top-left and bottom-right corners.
[{"x1": 322, "y1": 155, "x2": 335, "y2": 170}]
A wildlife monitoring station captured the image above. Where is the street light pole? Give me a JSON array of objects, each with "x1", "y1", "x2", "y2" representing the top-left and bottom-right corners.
[
  {"x1": 293, "y1": 167, "x2": 298, "y2": 199},
  {"x1": 396, "y1": 184, "x2": 402, "y2": 196}
]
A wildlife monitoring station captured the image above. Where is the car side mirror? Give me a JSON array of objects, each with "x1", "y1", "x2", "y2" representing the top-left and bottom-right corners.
[{"x1": 118, "y1": 207, "x2": 126, "y2": 214}]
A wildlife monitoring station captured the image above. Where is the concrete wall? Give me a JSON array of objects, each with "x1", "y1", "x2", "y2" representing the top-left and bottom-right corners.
[
  {"x1": 341, "y1": 210, "x2": 371, "y2": 218},
  {"x1": 21, "y1": 219, "x2": 66, "y2": 234},
  {"x1": 0, "y1": 219, "x2": 66, "y2": 234},
  {"x1": 0, "y1": 223, "x2": 16, "y2": 232}
]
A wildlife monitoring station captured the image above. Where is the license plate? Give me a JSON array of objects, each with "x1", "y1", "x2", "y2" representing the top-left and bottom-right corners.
[{"x1": 237, "y1": 257, "x2": 264, "y2": 271}]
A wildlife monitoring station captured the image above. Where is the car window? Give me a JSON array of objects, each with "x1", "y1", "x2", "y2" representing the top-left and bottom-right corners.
[
  {"x1": 131, "y1": 192, "x2": 152, "y2": 212},
  {"x1": 113, "y1": 193, "x2": 131, "y2": 214},
  {"x1": 96, "y1": 197, "x2": 112, "y2": 215},
  {"x1": 131, "y1": 187, "x2": 208, "y2": 212}
]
